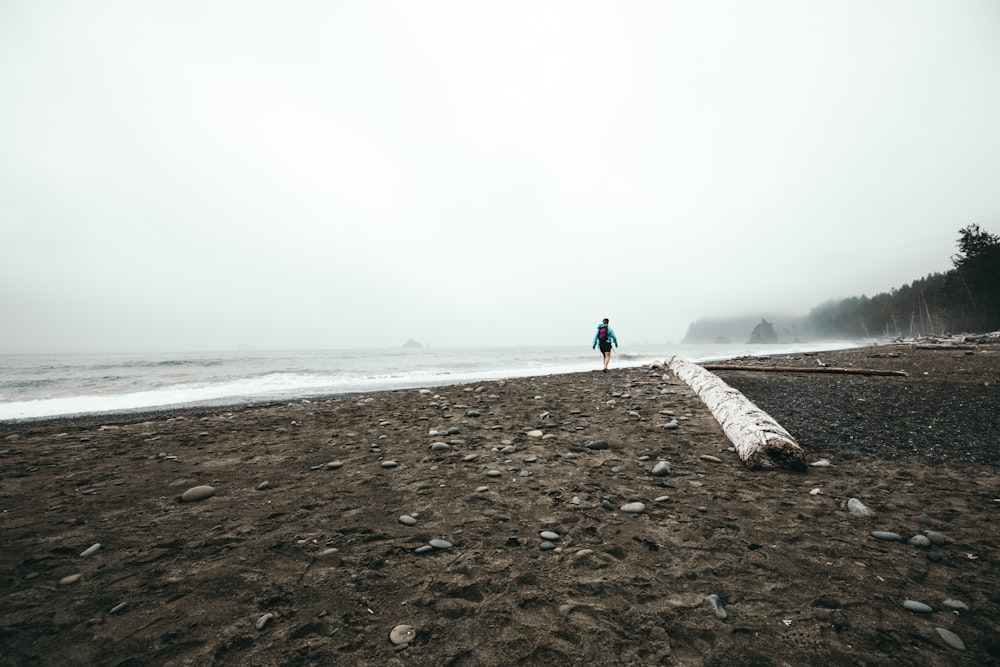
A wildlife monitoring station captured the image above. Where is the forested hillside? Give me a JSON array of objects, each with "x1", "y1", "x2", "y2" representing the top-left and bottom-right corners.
[
  {"x1": 807, "y1": 225, "x2": 999, "y2": 339},
  {"x1": 683, "y1": 225, "x2": 999, "y2": 343}
]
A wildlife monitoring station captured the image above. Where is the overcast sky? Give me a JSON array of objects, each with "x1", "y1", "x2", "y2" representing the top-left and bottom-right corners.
[{"x1": 2, "y1": 1, "x2": 999, "y2": 353}]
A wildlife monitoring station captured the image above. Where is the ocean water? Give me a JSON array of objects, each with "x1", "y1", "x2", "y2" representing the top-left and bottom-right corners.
[{"x1": 0, "y1": 342, "x2": 857, "y2": 421}]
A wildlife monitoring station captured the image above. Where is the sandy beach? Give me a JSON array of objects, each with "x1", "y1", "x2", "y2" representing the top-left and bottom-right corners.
[{"x1": 1, "y1": 343, "x2": 997, "y2": 666}]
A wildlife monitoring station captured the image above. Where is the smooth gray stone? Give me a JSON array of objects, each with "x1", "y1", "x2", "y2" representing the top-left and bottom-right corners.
[
  {"x1": 651, "y1": 461, "x2": 671, "y2": 477},
  {"x1": 326, "y1": 461, "x2": 343, "y2": 469},
  {"x1": 584, "y1": 440, "x2": 609, "y2": 450},
  {"x1": 935, "y1": 627, "x2": 965, "y2": 651},
  {"x1": 539, "y1": 531, "x2": 559, "y2": 541},
  {"x1": 109, "y1": 602, "x2": 127, "y2": 614},
  {"x1": 466, "y1": 410, "x2": 481, "y2": 417},
  {"x1": 398, "y1": 515, "x2": 417, "y2": 526},
  {"x1": 524, "y1": 456, "x2": 537, "y2": 463},
  {"x1": 381, "y1": 460, "x2": 398, "y2": 469},
  {"x1": 847, "y1": 498, "x2": 873, "y2": 516},
  {"x1": 519, "y1": 470, "x2": 532, "y2": 477},
  {"x1": 486, "y1": 469, "x2": 502, "y2": 477},
  {"x1": 902, "y1": 600, "x2": 933, "y2": 613},
  {"x1": 697, "y1": 506, "x2": 708, "y2": 513},
  {"x1": 925, "y1": 531, "x2": 948, "y2": 545},
  {"x1": 501, "y1": 445, "x2": 517, "y2": 454},
  {"x1": 414, "y1": 545, "x2": 434, "y2": 554},
  {"x1": 908, "y1": 534, "x2": 931, "y2": 548},
  {"x1": 654, "y1": 496, "x2": 670, "y2": 503},
  {"x1": 256, "y1": 613, "x2": 274, "y2": 630},
  {"x1": 809, "y1": 459, "x2": 831, "y2": 467},
  {"x1": 429, "y1": 539, "x2": 452, "y2": 549},
  {"x1": 446, "y1": 427, "x2": 460, "y2": 435},
  {"x1": 661, "y1": 419, "x2": 679, "y2": 430},
  {"x1": 80, "y1": 543, "x2": 101, "y2": 558},
  {"x1": 927, "y1": 551, "x2": 942, "y2": 563},
  {"x1": 255, "y1": 481, "x2": 271, "y2": 490},
  {"x1": 429, "y1": 442, "x2": 450, "y2": 451},
  {"x1": 942, "y1": 599, "x2": 969, "y2": 611},
  {"x1": 638, "y1": 455, "x2": 650, "y2": 462},
  {"x1": 601, "y1": 499, "x2": 613, "y2": 510},
  {"x1": 871, "y1": 531, "x2": 903, "y2": 542},
  {"x1": 539, "y1": 541, "x2": 556, "y2": 551},
  {"x1": 705, "y1": 594, "x2": 727, "y2": 620},
  {"x1": 911, "y1": 513, "x2": 935, "y2": 526},
  {"x1": 621, "y1": 502, "x2": 646, "y2": 514},
  {"x1": 180, "y1": 485, "x2": 216, "y2": 502}
]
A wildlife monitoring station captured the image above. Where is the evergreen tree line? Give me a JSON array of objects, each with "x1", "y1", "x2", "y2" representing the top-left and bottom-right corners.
[{"x1": 806, "y1": 225, "x2": 1000, "y2": 339}]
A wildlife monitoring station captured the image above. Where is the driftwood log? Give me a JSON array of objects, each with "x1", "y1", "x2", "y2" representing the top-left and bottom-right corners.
[
  {"x1": 668, "y1": 356, "x2": 806, "y2": 471},
  {"x1": 700, "y1": 364, "x2": 908, "y2": 377}
]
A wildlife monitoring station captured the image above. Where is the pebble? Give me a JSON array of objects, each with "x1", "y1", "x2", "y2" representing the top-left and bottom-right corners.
[
  {"x1": 935, "y1": 627, "x2": 965, "y2": 651},
  {"x1": 446, "y1": 427, "x2": 460, "y2": 435},
  {"x1": 523, "y1": 456, "x2": 537, "y2": 463},
  {"x1": 638, "y1": 455, "x2": 650, "y2": 462},
  {"x1": 463, "y1": 454, "x2": 479, "y2": 462},
  {"x1": 476, "y1": 485, "x2": 489, "y2": 492},
  {"x1": 539, "y1": 541, "x2": 556, "y2": 551},
  {"x1": 654, "y1": 496, "x2": 670, "y2": 503},
  {"x1": 699, "y1": 455, "x2": 722, "y2": 463},
  {"x1": 466, "y1": 410, "x2": 481, "y2": 417},
  {"x1": 519, "y1": 470, "x2": 532, "y2": 477},
  {"x1": 486, "y1": 469, "x2": 502, "y2": 477},
  {"x1": 902, "y1": 600, "x2": 933, "y2": 613},
  {"x1": 526, "y1": 430, "x2": 544, "y2": 438},
  {"x1": 180, "y1": 485, "x2": 216, "y2": 502},
  {"x1": 255, "y1": 481, "x2": 271, "y2": 491},
  {"x1": 256, "y1": 613, "x2": 274, "y2": 630},
  {"x1": 381, "y1": 461, "x2": 398, "y2": 469},
  {"x1": 429, "y1": 539, "x2": 452, "y2": 550},
  {"x1": 584, "y1": 440, "x2": 609, "y2": 450},
  {"x1": 601, "y1": 499, "x2": 613, "y2": 510},
  {"x1": 927, "y1": 551, "x2": 942, "y2": 563},
  {"x1": 390, "y1": 624, "x2": 415, "y2": 645},
  {"x1": 809, "y1": 459, "x2": 832, "y2": 467},
  {"x1": 942, "y1": 599, "x2": 969, "y2": 611},
  {"x1": 871, "y1": 531, "x2": 903, "y2": 542},
  {"x1": 705, "y1": 594, "x2": 728, "y2": 620},
  {"x1": 809, "y1": 488, "x2": 822, "y2": 495},
  {"x1": 109, "y1": 602, "x2": 128, "y2": 614},
  {"x1": 908, "y1": 535, "x2": 931, "y2": 548},
  {"x1": 621, "y1": 502, "x2": 646, "y2": 514},
  {"x1": 925, "y1": 531, "x2": 948, "y2": 545},
  {"x1": 59, "y1": 573, "x2": 82, "y2": 586},
  {"x1": 697, "y1": 506, "x2": 708, "y2": 513},
  {"x1": 429, "y1": 442, "x2": 451, "y2": 452},
  {"x1": 662, "y1": 420, "x2": 679, "y2": 430},
  {"x1": 414, "y1": 545, "x2": 434, "y2": 555},
  {"x1": 398, "y1": 515, "x2": 417, "y2": 526},
  {"x1": 571, "y1": 496, "x2": 581, "y2": 505},
  {"x1": 651, "y1": 461, "x2": 670, "y2": 477},
  {"x1": 80, "y1": 543, "x2": 101, "y2": 558},
  {"x1": 847, "y1": 498, "x2": 873, "y2": 516},
  {"x1": 326, "y1": 461, "x2": 343, "y2": 470},
  {"x1": 539, "y1": 531, "x2": 559, "y2": 541}
]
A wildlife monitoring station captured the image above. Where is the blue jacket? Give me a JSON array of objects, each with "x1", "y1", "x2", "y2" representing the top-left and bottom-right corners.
[{"x1": 593, "y1": 324, "x2": 618, "y2": 347}]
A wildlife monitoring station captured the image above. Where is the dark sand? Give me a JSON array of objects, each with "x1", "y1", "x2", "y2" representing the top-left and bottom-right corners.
[{"x1": 1, "y1": 344, "x2": 997, "y2": 666}]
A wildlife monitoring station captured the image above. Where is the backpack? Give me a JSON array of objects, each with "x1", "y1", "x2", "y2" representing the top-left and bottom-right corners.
[{"x1": 597, "y1": 325, "x2": 609, "y2": 342}]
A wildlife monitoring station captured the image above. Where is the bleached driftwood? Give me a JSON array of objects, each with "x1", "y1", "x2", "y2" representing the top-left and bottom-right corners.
[
  {"x1": 700, "y1": 364, "x2": 908, "y2": 377},
  {"x1": 668, "y1": 356, "x2": 806, "y2": 471}
]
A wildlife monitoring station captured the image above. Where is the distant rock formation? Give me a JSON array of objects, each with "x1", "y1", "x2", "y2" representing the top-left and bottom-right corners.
[
  {"x1": 402, "y1": 338, "x2": 423, "y2": 349},
  {"x1": 747, "y1": 319, "x2": 778, "y2": 344}
]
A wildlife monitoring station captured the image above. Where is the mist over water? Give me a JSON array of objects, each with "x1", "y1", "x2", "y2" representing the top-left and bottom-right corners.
[{"x1": 0, "y1": 342, "x2": 857, "y2": 420}]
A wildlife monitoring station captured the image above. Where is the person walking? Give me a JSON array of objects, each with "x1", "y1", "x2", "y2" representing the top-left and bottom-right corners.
[{"x1": 592, "y1": 318, "x2": 618, "y2": 372}]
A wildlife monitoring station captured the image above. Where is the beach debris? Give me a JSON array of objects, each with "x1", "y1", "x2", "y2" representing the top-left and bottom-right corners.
[
  {"x1": 256, "y1": 613, "x2": 274, "y2": 630},
  {"x1": 180, "y1": 485, "x2": 216, "y2": 502},
  {"x1": 80, "y1": 543, "x2": 101, "y2": 558},
  {"x1": 668, "y1": 357, "x2": 806, "y2": 470},
  {"x1": 699, "y1": 364, "x2": 908, "y2": 377}
]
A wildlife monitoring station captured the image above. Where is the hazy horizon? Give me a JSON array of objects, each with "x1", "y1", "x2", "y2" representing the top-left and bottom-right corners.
[{"x1": 3, "y1": 1, "x2": 998, "y2": 354}]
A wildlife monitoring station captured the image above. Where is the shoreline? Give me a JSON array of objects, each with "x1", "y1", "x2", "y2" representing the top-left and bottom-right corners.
[{"x1": 0, "y1": 343, "x2": 866, "y2": 431}]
